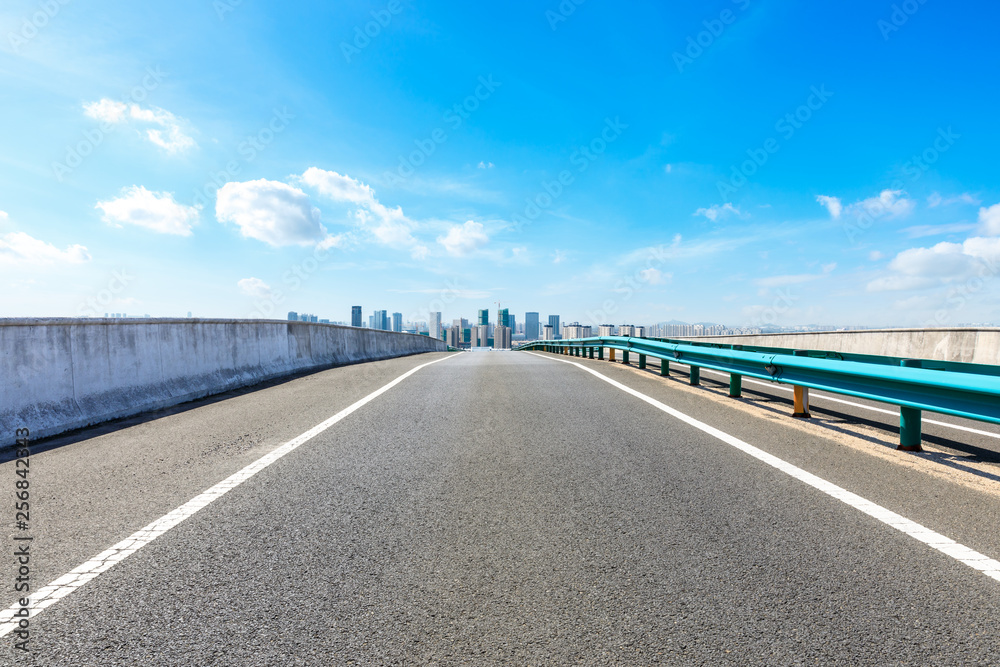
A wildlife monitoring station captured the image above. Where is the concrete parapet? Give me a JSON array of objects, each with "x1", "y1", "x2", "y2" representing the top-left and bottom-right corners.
[{"x1": 0, "y1": 318, "x2": 446, "y2": 446}]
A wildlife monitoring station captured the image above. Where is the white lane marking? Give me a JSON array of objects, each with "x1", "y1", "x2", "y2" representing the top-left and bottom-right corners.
[
  {"x1": 528, "y1": 352, "x2": 1000, "y2": 582},
  {"x1": 673, "y1": 365, "x2": 1000, "y2": 439},
  {"x1": 0, "y1": 354, "x2": 455, "y2": 637}
]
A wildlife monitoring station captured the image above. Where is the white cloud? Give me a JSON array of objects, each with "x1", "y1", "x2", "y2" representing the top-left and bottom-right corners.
[
  {"x1": 0, "y1": 232, "x2": 90, "y2": 264},
  {"x1": 216, "y1": 179, "x2": 328, "y2": 247},
  {"x1": 978, "y1": 203, "x2": 1000, "y2": 236},
  {"x1": 96, "y1": 186, "x2": 199, "y2": 236},
  {"x1": 477, "y1": 161, "x2": 494, "y2": 169},
  {"x1": 301, "y1": 167, "x2": 375, "y2": 205},
  {"x1": 928, "y1": 192, "x2": 980, "y2": 208},
  {"x1": 83, "y1": 99, "x2": 196, "y2": 153},
  {"x1": 0, "y1": 211, "x2": 8, "y2": 223},
  {"x1": 869, "y1": 250, "x2": 884, "y2": 261},
  {"x1": 816, "y1": 195, "x2": 842, "y2": 219},
  {"x1": 238, "y1": 277, "x2": 271, "y2": 298},
  {"x1": 867, "y1": 236, "x2": 1000, "y2": 291},
  {"x1": 694, "y1": 203, "x2": 741, "y2": 221},
  {"x1": 437, "y1": 220, "x2": 489, "y2": 256},
  {"x1": 301, "y1": 167, "x2": 418, "y2": 250},
  {"x1": 553, "y1": 249, "x2": 567, "y2": 264},
  {"x1": 847, "y1": 189, "x2": 914, "y2": 220}
]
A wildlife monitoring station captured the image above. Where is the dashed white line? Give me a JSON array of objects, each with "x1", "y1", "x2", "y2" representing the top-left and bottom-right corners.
[
  {"x1": 530, "y1": 352, "x2": 1000, "y2": 582},
  {"x1": 0, "y1": 354, "x2": 455, "y2": 637}
]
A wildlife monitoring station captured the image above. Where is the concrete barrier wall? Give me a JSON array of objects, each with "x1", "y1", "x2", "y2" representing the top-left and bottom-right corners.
[
  {"x1": 0, "y1": 318, "x2": 447, "y2": 446},
  {"x1": 676, "y1": 328, "x2": 1000, "y2": 365}
]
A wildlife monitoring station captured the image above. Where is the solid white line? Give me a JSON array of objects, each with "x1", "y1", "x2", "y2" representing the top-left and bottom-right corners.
[
  {"x1": 528, "y1": 352, "x2": 1000, "y2": 582},
  {"x1": 0, "y1": 354, "x2": 454, "y2": 637},
  {"x1": 686, "y1": 366, "x2": 1000, "y2": 439}
]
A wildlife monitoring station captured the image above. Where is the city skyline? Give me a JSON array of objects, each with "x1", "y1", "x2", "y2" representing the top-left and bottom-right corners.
[{"x1": 4, "y1": 2, "x2": 1000, "y2": 328}]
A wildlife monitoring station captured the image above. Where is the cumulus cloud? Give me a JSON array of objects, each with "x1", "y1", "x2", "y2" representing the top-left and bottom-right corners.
[
  {"x1": 437, "y1": 220, "x2": 489, "y2": 256},
  {"x1": 301, "y1": 167, "x2": 418, "y2": 251},
  {"x1": 867, "y1": 236, "x2": 1000, "y2": 291},
  {"x1": 0, "y1": 232, "x2": 90, "y2": 264},
  {"x1": 84, "y1": 99, "x2": 196, "y2": 153},
  {"x1": 96, "y1": 186, "x2": 199, "y2": 236},
  {"x1": 216, "y1": 179, "x2": 328, "y2": 247},
  {"x1": 694, "y1": 203, "x2": 741, "y2": 221},
  {"x1": 978, "y1": 203, "x2": 1000, "y2": 236},
  {"x1": 238, "y1": 277, "x2": 272, "y2": 298},
  {"x1": 816, "y1": 195, "x2": 842, "y2": 219},
  {"x1": 0, "y1": 210, "x2": 8, "y2": 223}
]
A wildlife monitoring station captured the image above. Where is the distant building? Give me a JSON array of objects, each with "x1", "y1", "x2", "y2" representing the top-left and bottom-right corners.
[
  {"x1": 392, "y1": 312, "x2": 403, "y2": 332},
  {"x1": 477, "y1": 309, "x2": 489, "y2": 327},
  {"x1": 598, "y1": 324, "x2": 615, "y2": 337},
  {"x1": 495, "y1": 325, "x2": 511, "y2": 349},
  {"x1": 619, "y1": 324, "x2": 636, "y2": 337},
  {"x1": 499, "y1": 308, "x2": 510, "y2": 328},
  {"x1": 477, "y1": 325, "x2": 488, "y2": 347},
  {"x1": 542, "y1": 324, "x2": 554, "y2": 340},
  {"x1": 446, "y1": 326, "x2": 461, "y2": 348},
  {"x1": 564, "y1": 322, "x2": 583, "y2": 339},
  {"x1": 288, "y1": 311, "x2": 298, "y2": 321},
  {"x1": 429, "y1": 312, "x2": 442, "y2": 340},
  {"x1": 351, "y1": 306, "x2": 362, "y2": 327},
  {"x1": 525, "y1": 312, "x2": 540, "y2": 341},
  {"x1": 634, "y1": 326, "x2": 645, "y2": 338},
  {"x1": 372, "y1": 310, "x2": 388, "y2": 330},
  {"x1": 548, "y1": 315, "x2": 561, "y2": 339}
]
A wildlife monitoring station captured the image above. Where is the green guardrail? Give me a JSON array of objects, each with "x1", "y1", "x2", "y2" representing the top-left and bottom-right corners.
[{"x1": 518, "y1": 336, "x2": 1000, "y2": 451}]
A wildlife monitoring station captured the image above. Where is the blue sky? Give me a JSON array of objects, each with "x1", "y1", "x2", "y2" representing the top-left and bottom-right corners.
[{"x1": 2, "y1": 0, "x2": 1000, "y2": 328}]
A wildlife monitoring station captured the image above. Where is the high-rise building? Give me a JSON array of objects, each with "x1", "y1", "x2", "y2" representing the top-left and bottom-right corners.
[
  {"x1": 429, "y1": 312, "x2": 442, "y2": 340},
  {"x1": 288, "y1": 311, "x2": 298, "y2": 321},
  {"x1": 351, "y1": 306, "x2": 362, "y2": 327},
  {"x1": 598, "y1": 324, "x2": 615, "y2": 337},
  {"x1": 477, "y1": 324, "x2": 488, "y2": 347},
  {"x1": 392, "y1": 312, "x2": 403, "y2": 332},
  {"x1": 548, "y1": 315, "x2": 561, "y2": 339},
  {"x1": 368, "y1": 315, "x2": 375, "y2": 329},
  {"x1": 498, "y1": 308, "x2": 510, "y2": 328},
  {"x1": 371, "y1": 310, "x2": 388, "y2": 330},
  {"x1": 525, "y1": 312, "x2": 540, "y2": 340},
  {"x1": 446, "y1": 326, "x2": 461, "y2": 348},
  {"x1": 619, "y1": 324, "x2": 636, "y2": 337},
  {"x1": 542, "y1": 324, "x2": 554, "y2": 340},
  {"x1": 509, "y1": 314, "x2": 516, "y2": 335},
  {"x1": 494, "y1": 325, "x2": 511, "y2": 349},
  {"x1": 477, "y1": 309, "x2": 489, "y2": 327}
]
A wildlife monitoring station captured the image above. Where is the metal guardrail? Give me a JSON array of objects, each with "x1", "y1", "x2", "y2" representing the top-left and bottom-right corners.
[{"x1": 518, "y1": 336, "x2": 1000, "y2": 451}]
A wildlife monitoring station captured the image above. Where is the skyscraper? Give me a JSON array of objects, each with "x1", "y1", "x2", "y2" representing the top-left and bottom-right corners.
[
  {"x1": 477, "y1": 309, "x2": 489, "y2": 327},
  {"x1": 499, "y1": 308, "x2": 510, "y2": 328},
  {"x1": 392, "y1": 312, "x2": 403, "y2": 332},
  {"x1": 548, "y1": 315, "x2": 561, "y2": 339},
  {"x1": 287, "y1": 311, "x2": 298, "y2": 321},
  {"x1": 371, "y1": 310, "x2": 388, "y2": 330},
  {"x1": 429, "y1": 312, "x2": 442, "y2": 340},
  {"x1": 525, "y1": 312, "x2": 540, "y2": 340},
  {"x1": 351, "y1": 306, "x2": 362, "y2": 327}
]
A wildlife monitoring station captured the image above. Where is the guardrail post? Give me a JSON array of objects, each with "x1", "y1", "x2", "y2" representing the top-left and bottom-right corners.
[
  {"x1": 598, "y1": 347, "x2": 604, "y2": 360},
  {"x1": 622, "y1": 350, "x2": 630, "y2": 365},
  {"x1": 638, "y1": 354, "x2": 646, "y2": 369},
  {"x1": 660, "y1": 359, "x2": 669, "y2": 376},
  {"x1": 730, "y1": 373, "x2": 742, "y2": 397},
  {"x1": 689, "y1": 366, "x2": 700, "y2": 385},
  {"x1": 899, "y1": 359, "x2": 923, "y2": 451},
  {"x1": 791, "y1": 351, "x2": 811, "y2": 418},
  {"x1": 588, "y1": 347, "x2": 594, "y2": 359},
  {"x1": 609, "y1": 348, "x2": 616, "y2": 362}
]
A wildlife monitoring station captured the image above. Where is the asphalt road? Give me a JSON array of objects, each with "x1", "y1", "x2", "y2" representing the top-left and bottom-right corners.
[{"x1": 4, "y1": 350, "x2": 1000, "y2": 665}]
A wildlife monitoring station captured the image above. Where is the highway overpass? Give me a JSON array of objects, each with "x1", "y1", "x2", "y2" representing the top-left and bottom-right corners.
[{"x1": 3, "y1": 340, "x2": 1000, "y2": 663}]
